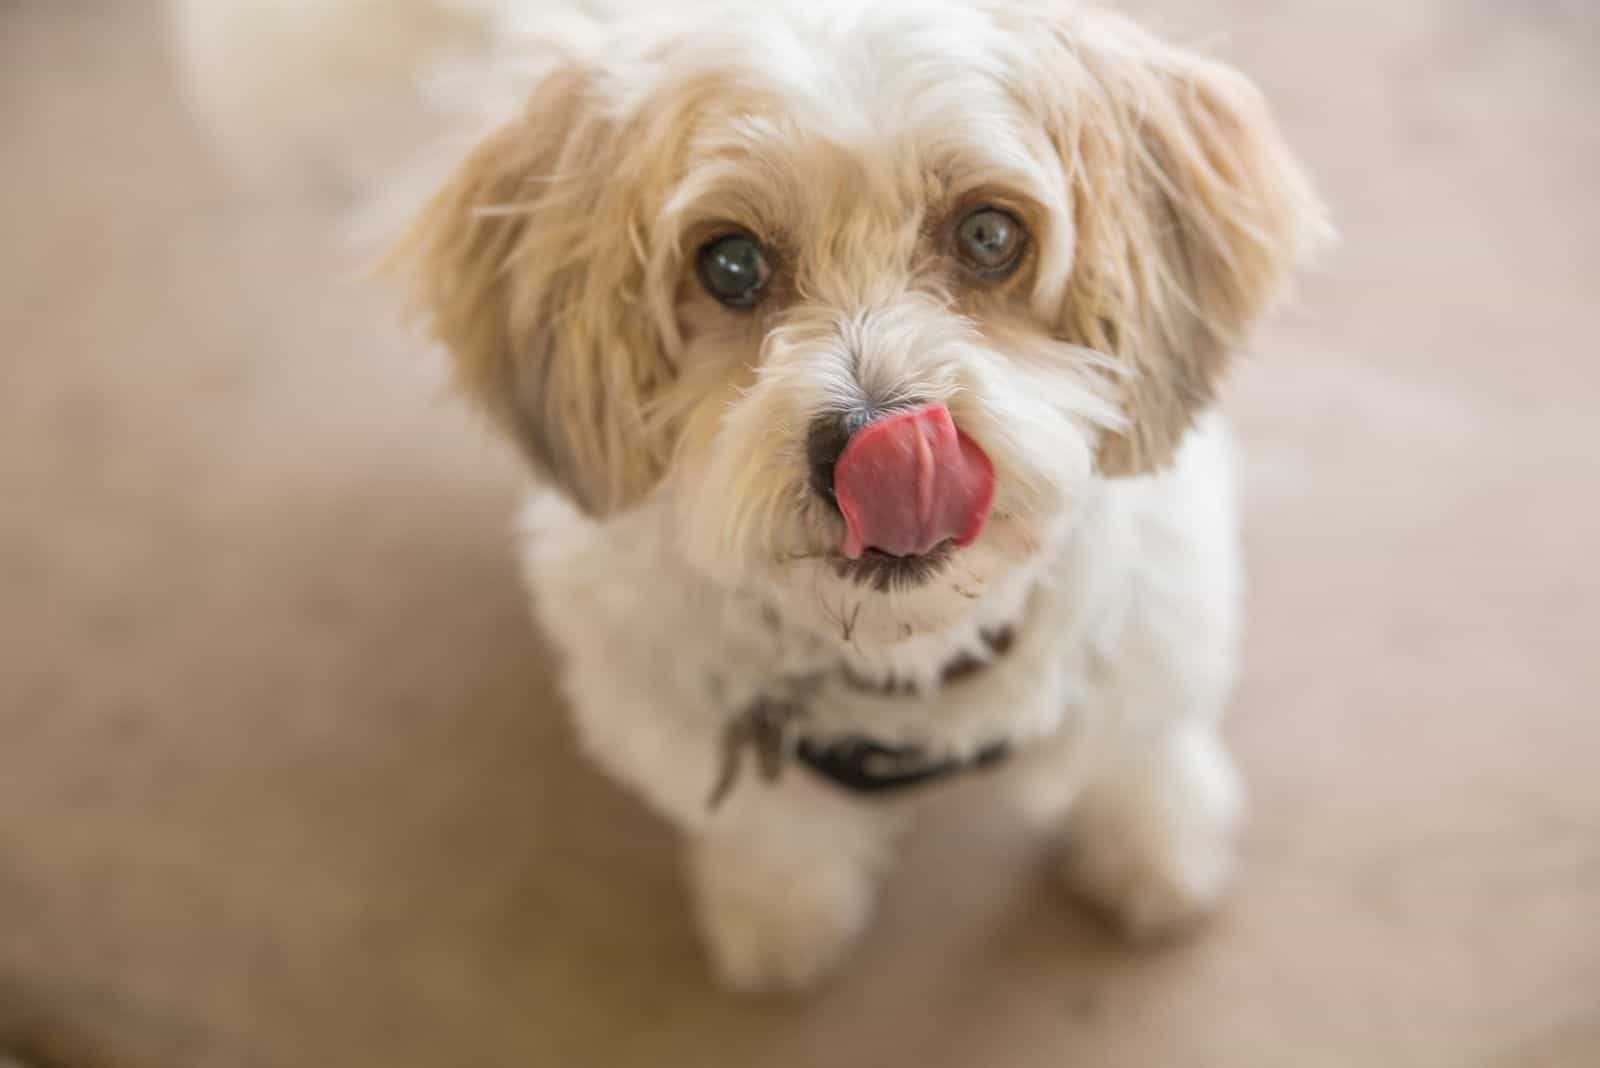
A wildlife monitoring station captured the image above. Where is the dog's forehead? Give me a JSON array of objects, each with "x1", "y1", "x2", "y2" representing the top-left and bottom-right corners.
[
  {"x1": 718, "y1": 0, "x2": 1025, "y2": 127},
  {"x1": 628, "y1": 0, "x2": 1061, "y2": 233},
  {"x1": 611, "y1": 0, "x2": 1029, "y2": 105}
]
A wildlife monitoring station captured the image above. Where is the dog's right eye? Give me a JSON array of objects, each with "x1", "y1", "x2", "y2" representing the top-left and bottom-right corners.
[
  {"x1": 697, "y1": 233, "x2": 771, "y2": 308},
  {"x1": 955, "y1": 207, "x2": 1026, "y2": 279}
]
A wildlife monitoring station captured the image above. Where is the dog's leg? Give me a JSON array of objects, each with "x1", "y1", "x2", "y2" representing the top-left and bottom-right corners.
[
  {"x1": 1057, "y1": 719, "x2": 1243, "y2": 939},
  {"x1": 686, "y1": 792, "x2": 903, "y2": 995}
]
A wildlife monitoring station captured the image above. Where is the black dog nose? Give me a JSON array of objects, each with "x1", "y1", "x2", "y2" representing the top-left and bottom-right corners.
[{"x1": 806, "y1": 412, "x2": 859, "y2": 510}]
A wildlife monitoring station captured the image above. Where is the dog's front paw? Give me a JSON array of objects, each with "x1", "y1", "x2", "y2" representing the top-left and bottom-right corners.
[
  {"x1": 1059, "y1": 724, "x2": 1242, "y2": 940},
  {"x1": 1060, "y1": 813, "x2": 1237, "y2": 940},
  {"x1": 689, "y1": 836, "x2": 875, "y2": 995}
]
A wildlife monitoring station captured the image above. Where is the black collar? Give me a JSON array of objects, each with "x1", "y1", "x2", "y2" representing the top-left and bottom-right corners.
[
  {"x1": 707, "y1": 625, "x2": 1020, "y2": 807},
  {"x1": 795, "y1": 735, "x2": 1010, "y2": 794}
]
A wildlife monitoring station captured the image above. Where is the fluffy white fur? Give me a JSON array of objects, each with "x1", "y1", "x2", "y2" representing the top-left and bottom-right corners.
[{"x1": 178, "y1": 0, "x2": 1328, "y2": 993}]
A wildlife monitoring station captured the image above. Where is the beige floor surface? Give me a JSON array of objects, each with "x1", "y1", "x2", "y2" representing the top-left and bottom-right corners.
[{"x1": 2, "y1": 1, "x2": 1597, "y2": 1066}]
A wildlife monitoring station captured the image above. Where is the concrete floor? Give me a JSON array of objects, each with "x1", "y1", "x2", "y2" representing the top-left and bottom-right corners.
[{"x1": 2, "y1": 1, "x2": 1597, "y2": 1065}]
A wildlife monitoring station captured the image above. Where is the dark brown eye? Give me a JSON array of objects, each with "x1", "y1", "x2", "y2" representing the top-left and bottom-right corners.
[
  {"x1": 697, "y1": 232, "x2": 771, "y2": 308},
  {"x1": 955, "y1": 207, "x2": 1025, "y2": 277}
]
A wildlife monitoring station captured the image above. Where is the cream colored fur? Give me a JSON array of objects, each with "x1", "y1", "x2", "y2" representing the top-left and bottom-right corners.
[{"x1": 177, "y1": 0, "x2": 1328, "y2": 993}]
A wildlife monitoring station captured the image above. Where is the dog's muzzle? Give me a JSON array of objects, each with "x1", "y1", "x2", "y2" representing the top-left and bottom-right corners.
[{"x1": 807, "y1": 403, "x2": 996, "y2": 560}]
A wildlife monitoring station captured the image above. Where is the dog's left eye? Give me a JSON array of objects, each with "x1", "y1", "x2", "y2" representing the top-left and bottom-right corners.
[
  {"x1": 697, "y1": 232, "x2": 772, "y2": 308},
  {"x1": 955, "y1": 207, "x2": 1026, "y2": 278}
]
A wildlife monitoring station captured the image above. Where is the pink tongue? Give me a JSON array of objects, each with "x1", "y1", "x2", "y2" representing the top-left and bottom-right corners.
[{"x1": 834, "y1": 404, "x2": 996, "y2": 560}]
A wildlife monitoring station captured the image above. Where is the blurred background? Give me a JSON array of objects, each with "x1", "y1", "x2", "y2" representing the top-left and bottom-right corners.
[{"x1": 2, "y1": 1, "x2": 1597, "y2": 1065}]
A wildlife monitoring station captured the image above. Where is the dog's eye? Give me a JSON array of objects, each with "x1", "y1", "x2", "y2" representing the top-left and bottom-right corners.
[
  {"x1": 697, "y1": 232, "x2": 771, "y2": 308},
  {"x1": 955, "y1": 207, "x2": 1026, "y2": 278}
]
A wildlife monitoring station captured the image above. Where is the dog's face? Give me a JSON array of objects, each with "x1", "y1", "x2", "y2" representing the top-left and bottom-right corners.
[{"x1": 398, "y1": 0, "x2": 1324, "y2": 647}]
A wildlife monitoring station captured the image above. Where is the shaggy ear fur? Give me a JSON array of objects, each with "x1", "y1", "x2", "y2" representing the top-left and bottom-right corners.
[
  {"x1": 1043, "y1": 12, "x2": 1331, "y2": 476},
  {"x1": 390, "y1": 64, "x2": 680, "y2": 515}
]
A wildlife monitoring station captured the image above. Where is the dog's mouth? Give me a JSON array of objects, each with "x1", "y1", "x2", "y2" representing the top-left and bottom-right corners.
[
  {"x1": 831, "y1": 541, "x2": 955, "y2": 592},
  {"x1": 789, "y1": 404, "x2": 991, "y2": 593},
  {"x1": 834, "y1": 405, "x2": 994, "y2": 561}
]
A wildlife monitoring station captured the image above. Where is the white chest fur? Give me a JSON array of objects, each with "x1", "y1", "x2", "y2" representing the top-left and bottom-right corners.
[{"x1": 518, "y1": 417, "x2": 1240, "y2": 829}]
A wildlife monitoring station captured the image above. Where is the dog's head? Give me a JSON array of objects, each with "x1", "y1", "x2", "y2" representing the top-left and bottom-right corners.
[{"x1": 395, "y1": 0, "x2": 1326, "y2": 646}]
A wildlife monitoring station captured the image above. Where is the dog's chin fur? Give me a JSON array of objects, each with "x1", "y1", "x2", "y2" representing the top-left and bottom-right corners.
[{"x1": 180, "y1": 0, "x2": 1328, "y2": 993}]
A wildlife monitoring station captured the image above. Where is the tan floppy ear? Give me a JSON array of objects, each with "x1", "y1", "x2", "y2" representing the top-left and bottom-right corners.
[
  {"x1": 389, "y1": 65, "x2": 676, "y2": 515},
  {"x1": 1052, "y1": 15, "x2": 1331, "y2": 476}
]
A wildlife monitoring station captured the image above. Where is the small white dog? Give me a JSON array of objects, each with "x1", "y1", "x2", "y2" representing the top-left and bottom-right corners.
[{"x1": 180, "y1": 0, "x2": 1328, "y2": 993}]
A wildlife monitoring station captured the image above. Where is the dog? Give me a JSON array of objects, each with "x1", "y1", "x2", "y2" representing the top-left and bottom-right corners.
[{"x1": 179, "y1": 0, "x2": 1329, "y2": 993}]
